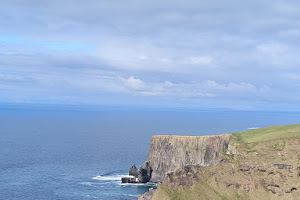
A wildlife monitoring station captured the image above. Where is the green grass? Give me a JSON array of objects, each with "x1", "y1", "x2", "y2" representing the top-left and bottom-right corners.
[
  {"x1": 269, "y1": 140, "x2": 286, "y2": 151},
  {"x1": 232, "y1": 124, "x2": 300, "y2": 143},
  {"x1": 226, "y1": 153, "x2": 235, "y2": 159}
]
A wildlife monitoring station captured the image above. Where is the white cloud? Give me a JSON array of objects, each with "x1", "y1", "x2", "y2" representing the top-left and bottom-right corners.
[
  {"x1": 116, "y1": 76, "x2": 268, "y2": 99},
  {"x1": 255, "y1": 42, "x2": 300, "y2": 68},
  {"x1": 119, "y1": 76, "x2": 145, "y2": 90},
  {"x1": 164, "y1": 81, "x2": 173, "y2": 87},
  {"x1": 201, "y1": 80, "x2": 257, "y2": 93}
]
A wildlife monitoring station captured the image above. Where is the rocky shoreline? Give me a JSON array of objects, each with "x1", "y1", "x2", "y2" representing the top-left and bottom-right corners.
[{"x1": 121, "y1": 162, "x2": 153, "y2": 184}]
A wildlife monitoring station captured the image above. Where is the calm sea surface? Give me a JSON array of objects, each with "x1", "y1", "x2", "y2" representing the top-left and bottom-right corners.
[{"x1": 0, "y1": 106, "x2": 299, "y2": 199}]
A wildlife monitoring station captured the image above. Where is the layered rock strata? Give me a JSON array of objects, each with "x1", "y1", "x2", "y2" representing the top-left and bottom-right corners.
[{"x1": 147, "y1": 134, "x2": 232, "y2": 182}]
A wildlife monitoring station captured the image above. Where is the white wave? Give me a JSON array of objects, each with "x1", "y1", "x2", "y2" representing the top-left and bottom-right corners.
[
  {"x1": 80, "y1": 182, "x2": 93, "y2": 186},
  {"x1": 127, "y1": 194, "x2": 139, "y2": 197},
  {"x1": 120, "y1": 183, "x2": 146, "y2": 186},
  {"x1": 92, "y1": 174, "x2": 128, "y2": 181},
  {"x1": 85, "y1": 195, "x2": 99, "y2": 199},
  {"x1": 248, "y1": 127, "x2": 260, "y2": 130}
]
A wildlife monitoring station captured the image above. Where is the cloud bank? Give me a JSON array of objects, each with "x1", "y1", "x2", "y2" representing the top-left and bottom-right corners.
[{"x1": 0, "y1": 0, "x2": 300, "y2": 110}]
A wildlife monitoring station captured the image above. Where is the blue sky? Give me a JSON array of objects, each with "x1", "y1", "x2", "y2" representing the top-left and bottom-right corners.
[{"x1": 1, "y1": 0, "x2": 300, "y2": 111}]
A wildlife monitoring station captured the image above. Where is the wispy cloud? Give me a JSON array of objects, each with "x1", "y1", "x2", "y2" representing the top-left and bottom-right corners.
[
  {"x1": 0, "y1": 0, "x2": 300, "y2": 110},
  {"x1": 116, "y1": 76, "x2": 271, "y2": 100}
]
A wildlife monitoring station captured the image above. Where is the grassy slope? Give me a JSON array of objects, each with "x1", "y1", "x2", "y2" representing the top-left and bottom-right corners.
[
  {"x1": 233, "y1": 124, "x2": 300, "y2": 143},
  {"x1": 152, "y1": 124, "x2": 300, "y2": 200}
]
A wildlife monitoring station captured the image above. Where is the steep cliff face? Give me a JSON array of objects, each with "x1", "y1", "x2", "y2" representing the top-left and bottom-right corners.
[
  {"x1": 147, "y1": 124, "x2": 300, "y2": 200},
  {"x1": 146, "y1": 134, "x2": 232, "y2": 182}
]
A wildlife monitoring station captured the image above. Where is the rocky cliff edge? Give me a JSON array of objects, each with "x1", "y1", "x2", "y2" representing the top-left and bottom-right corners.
[{"x1": 146, "y1": 134, "x2": 235, "y2": 183}]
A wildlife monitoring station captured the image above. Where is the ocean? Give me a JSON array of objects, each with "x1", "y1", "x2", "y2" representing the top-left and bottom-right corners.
[{"x1": 0, "y1": 105, "x2": 299, "y2": 200}]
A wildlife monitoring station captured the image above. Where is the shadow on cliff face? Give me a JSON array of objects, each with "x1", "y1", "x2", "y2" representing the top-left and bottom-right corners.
[{"x1": 138, "y1": 162, "x2": 152, "y2": 183}]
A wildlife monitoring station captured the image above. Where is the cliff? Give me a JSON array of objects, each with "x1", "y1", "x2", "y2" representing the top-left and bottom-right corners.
[
  {"x1": 146, "y1": 134, "x2": 233, "y2": 183},
  {"x1": 144, "y1": 124, "x2": 300, "y2": 200}
]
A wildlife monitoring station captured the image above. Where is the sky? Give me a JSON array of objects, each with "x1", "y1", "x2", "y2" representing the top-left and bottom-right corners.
[{"x1": 1, "y1": 0, "x2": 300, "y2": 111}]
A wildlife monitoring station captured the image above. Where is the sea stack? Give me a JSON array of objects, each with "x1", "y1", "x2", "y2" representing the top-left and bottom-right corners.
[
  {"x1": 121, "y1": 165, "x2": 139, "y2": 183},
  {"x1": 129, "y1": 165, "x2": 138, "y2": 177}
]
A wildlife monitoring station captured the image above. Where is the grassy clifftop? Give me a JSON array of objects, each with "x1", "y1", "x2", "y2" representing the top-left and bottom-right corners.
[
  {"x1": 151, "y1": 124, "x2": 300, "y2": 200},
  {"x1": 233, "y1": 124, "x2": 300, "y2": 143}
]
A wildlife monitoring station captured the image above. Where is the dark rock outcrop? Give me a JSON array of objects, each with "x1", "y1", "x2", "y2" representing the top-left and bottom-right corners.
[
  {"x1": 121, "y1": 176, "x2": 138, "y2": 183},
  {"x1": 129, "y1": 165, "x2": 138, "y2": 178},
  {"x1": 273, "y1": 164, "x2": 293, "y2": 170},
  {"x1": 138, "y1": 162, "x2": 152, "y2": 183}
]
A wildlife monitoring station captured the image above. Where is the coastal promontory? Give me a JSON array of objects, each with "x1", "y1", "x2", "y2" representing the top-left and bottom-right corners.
[{"x1": 138, "y1": 124, "x2": 300, "y2": 200}]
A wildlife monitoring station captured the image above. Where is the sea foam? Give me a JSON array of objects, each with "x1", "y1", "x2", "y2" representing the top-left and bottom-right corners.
[{"x1": 92, "y1": 174, "x2": 127, "y2": 181}]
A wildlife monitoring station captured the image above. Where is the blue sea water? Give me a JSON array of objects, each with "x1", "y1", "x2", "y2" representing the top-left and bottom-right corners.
[{"x1": 0, "y1": 105, "x2": 299, "y2": 200}]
